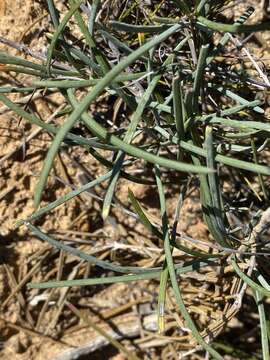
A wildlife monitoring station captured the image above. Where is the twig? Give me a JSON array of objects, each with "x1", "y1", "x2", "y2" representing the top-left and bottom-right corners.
[
  {"x1": 228, "y1": 33, "x2": 270, "y2": 87},
  {"x1": 0, "y1": 102, "x2": 66, "y2": 164},
  {"x1": 0, "y1": 36, "x2": 75, "y2": 71}
]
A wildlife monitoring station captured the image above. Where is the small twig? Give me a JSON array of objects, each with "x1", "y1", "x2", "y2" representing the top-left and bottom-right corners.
[
  {"x1": 44, "y1": 263, "x2": 82, "y2": 336},
  {"x1": 0, "y1": 36, "x2": 74, "y2": 71},
  {"x1": 0, "y1": 103, "x2": 66, "y2": 164},
  {"x1": 0, "y1": 317, "x2": 73, "y2": 348},
  {"x1": 229, "y1": 33, "x2": 270, "y2": 87},
  {"x1": 231, "y1": 207, "x2": 270, "y2": 310},
  {"x1": 64, "y1": 301, "x2": 141, "y2": 360},
  {"x1": 19, "y1": 14, "x2": 49, "y2": 41},
  {"x1": 1, "y1": 252, "x2": 49, "y2": 308},
  {"x1": 0, "y1": 90, "x2": 55, "y2": 115}
]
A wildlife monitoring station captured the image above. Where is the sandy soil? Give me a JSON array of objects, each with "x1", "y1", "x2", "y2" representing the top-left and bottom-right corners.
[{"x1": 0, "y1": 1, "x2": 269, "y2": 360}]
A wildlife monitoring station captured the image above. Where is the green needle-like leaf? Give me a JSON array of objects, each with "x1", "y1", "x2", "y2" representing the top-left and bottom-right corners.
[
  {"x1": 254, "y1": 290, "x2": 270, "y2": 360},
  {"x1": 154, "y1": 166, "x2": 223, "y2": 360},
  {"x1": 46, "y1": 0, "x2": 85, "y2": 74},
  {"x1": 28, "y1": 259, "x2": 215, "y2": 289},
  {"x1": 34, "y1": 23, "x2": 191, "y2": 208}
]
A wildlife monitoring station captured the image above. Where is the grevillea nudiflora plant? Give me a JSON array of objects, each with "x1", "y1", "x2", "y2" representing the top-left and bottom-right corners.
[{"x1": 1, "y1": 1, "x2": 270, "y2": 358}]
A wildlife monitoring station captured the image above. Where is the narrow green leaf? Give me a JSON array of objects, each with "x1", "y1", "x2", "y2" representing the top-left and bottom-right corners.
[
  {"x1": 68, "y1": 0, "x2": 111, "y2": 75},
  {"x1": 0, "y1": 86, "x2": 38, "y2": 94},
  {"x1": 88, "y1": 0, "x2": 100, "y2": 35},
  {"x1": 178, "y1": 137, "x2": 270, "y2": 177},
  {"x1": 16, "y1": 172, "x2": 112, "y2": 227},
  {"x1": 102, "y1": 73, "x2": 162, "y2": 219},
  {"x1": 47, "y1": 0, "x2": 60, "y2": 28},
  {"x1": 98, "y1": 28, "x2": 134, "y2": 56},
  {"x1": 154, "y1": 166, "x2": 170, "y2": 334},
  {"x1": 197, "y1": 13, "x2": 270, "y2": 33},
  {"x1": 46, "y1": 0, "x2": 85, "y2": 74},
  {"x1": 192, "y1": 44, "x2": 209, "y2": 115},
  {"x1": 191, "y1": 145, "x2": 226, "y2": 248},
  {"x1": 0, "y1": 93, "x2": 210, "y2": 187},
  {"x1": 167, "y1": 267, "x2": 217, "y2": 360},
  {"x1": 173, "y1": 76, "x2": 185, "y2": 140},
  {"x1": 232, "y1": 258, "x2": 270, "y2": 297},
  {"x1": 33, "y1": 72, "x2": 147, "y2": 89},
  {"x1": 205, "y1": 126, "x2": 230, "y2": 248},
  {"x1": 0, "y1": 94, "x2": 113, "y2": 150},
  {"x1": 206, "y1": 7, "x2": 255, "y2": 65},
  {"x1": 157, "y1": 265, "x2": 169, "y2": 333},
  {"x1": 128, "y1": 189, "x2": 218, "y2": 259},
  {"x1": 0, "y1": 55, "x2": 81, "y2": 77},
  {"x1": 209, "y1": 85, "x2": 264, "y2": 114},
  {"x1": 28, "y1": 259, "x2": 215, "y2": 288},
  {"x1": 171, "y1": 0, "x2": 190, "y2": 14},
  {"x1": 34, "y1": 23, "x2": 188, "y2": 208},
  {"x1": 26, "y1": 223, "x2": 161, "y2": 274},
  {"x1": 110, "y1": 21, "x2": 170, "y2": 33},
  {"x1": 128, "y1": 188, "x2": 162, "y2": 238},
  {"x1": 153, "y1": 125, "x2": 270, "y2": 175},
  {"x1": 200, "y1": 116, "x2": 270, "y2": 133},
  {"x1": 68, "y1": 93, "x2": 211, "y2": 177},
  {"x1": 214, "y1": 100, "x2": 261, "y2": 117},
  {"x1": 154, "y1": 166, "x2": 223, "y2": 360},
  {"x1": 196, "y1": 0, "x2": 208, "y2": 15},
  {"x1": 251, "y1": 138, "x2": 268, "y2": 200},
  {"x1": 86, "y1": 147, "x2": 155, "y2": 185},
  {"x1": 254, "y1": 290, "x2": 270, "y2": 360}
]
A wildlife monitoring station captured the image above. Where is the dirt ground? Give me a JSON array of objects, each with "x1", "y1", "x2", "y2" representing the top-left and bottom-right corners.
[{"x1": 0, "y1": 1, "x2": 269, "y2": 360}]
